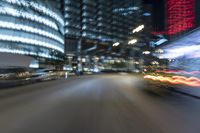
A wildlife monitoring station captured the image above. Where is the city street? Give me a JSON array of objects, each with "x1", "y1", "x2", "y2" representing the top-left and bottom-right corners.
[
  {"x1": 0, "y1": 74, "x2": 200, "y2": 133},
  {"x1": 0, "y1": 0, "x2": 199, "y2": 133}
]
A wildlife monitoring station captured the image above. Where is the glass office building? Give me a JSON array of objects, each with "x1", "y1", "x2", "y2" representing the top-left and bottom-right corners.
[
  {"x1": 64, "y1": 0, "x2": 142, "y2": 53},
  {"x1": 0, "y1": 0, "x2": 64, "y2": 60}
]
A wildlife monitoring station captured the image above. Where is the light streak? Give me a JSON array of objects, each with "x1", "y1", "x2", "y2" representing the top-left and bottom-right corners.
[
  {"x1": 156, "y1": 70, "x2": 200, "y2": 75},
  {"x1": 132, "y1": 25, "x2": 144, "y2": 33},
  {"x1": 0, "y1": 34, "x2": 64, "y2": 53},
  {"x1": 0, "y1": 20, "x2": 64, "y2": 44},
  {"x1": 128, "y1": 39, "x2": 137, "y2": 45},
  {"x1": 144, "y1": 75, "x2": 200, "y2": 87},
  {"x1": 113, "y1": 42, "x2": 120, "y2": 47},
  {"x1": 157, "y1": 45, "x2": 200, "y2": 59},
  {"x1": 4, "y1": 0, "x2": 64, "y2": 26}
]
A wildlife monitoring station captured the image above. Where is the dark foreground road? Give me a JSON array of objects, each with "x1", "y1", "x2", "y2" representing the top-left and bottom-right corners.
[{"x1": 0, "y1": 74, "x2": 200, "y2": 133}]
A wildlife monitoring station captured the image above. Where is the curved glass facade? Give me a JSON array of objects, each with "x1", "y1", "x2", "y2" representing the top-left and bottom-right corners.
[{"x1": 0, "y1": 0, "x2": 64, "y2": 60}]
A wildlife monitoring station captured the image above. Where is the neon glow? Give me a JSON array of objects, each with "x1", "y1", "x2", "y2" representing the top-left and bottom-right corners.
[
  {"x1": 144, "y1": 75, "x2": 200, "y2": 87},
  {"x1": 153, "y1": 0, "x2": 195, "y2": 35},
  {"x1": 167, "y1": 0, "x2": 195, "y2": 35}
]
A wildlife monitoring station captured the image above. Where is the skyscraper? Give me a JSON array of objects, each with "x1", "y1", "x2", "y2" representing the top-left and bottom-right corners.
[
  {"x1": 152, "y1": 0, "x2": 196, "y2": 40},
  {"x1": 0, "y1": 0, "x2": 65, "y2": 67},
  {"x1": 63, "y1": 0, "x2": 142, "y2": 55}
]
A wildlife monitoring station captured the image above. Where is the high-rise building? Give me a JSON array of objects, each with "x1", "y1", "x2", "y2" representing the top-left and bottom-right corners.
[
  {"x1": 0, "y1": 0, "x2": 65, "y2": 67},
  {"x1": 63, "y1": 0, "x2": 142, "y2": 55},
  {"x1": 151, "y1": 0, "x2": 196, "y2": 40}
]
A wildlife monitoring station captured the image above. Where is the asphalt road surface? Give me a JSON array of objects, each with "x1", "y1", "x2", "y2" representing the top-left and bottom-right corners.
[{"x1": 0, "y1": 74, "x2": 200, "y2": 133}]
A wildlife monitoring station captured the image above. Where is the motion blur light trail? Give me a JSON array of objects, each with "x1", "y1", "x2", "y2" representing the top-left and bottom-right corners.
[
  {"x1": 156, "y1": 70, "x2": 200, "y2": 75},
  {"x1": 144, "y1": 75, "x2": 200, "y2": 87}
]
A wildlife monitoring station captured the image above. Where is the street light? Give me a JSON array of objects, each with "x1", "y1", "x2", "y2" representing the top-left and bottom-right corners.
[
  {"x1": 132, "y1": 25, "x2": 144, "y2": 33},
  {"x1": 143, "y1": 51, "x2": 151, "y2": 55},
  {"x1": 113, "y1": 42, "x2": 120, "y2": 47},
  {"x1": 128, "y1": 39, "x2": 137, "y2": 45}
]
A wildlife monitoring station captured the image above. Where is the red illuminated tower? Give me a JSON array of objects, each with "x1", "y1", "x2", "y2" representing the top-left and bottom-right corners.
[
  {"x1": 167, "y1": 0, "x2": 195, "y2": 35},
  {"x1": 152, "y1": 0, "x2": 196, "y2": 39}
]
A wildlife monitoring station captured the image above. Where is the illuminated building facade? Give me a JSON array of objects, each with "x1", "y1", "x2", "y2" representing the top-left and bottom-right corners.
[
  {"x1": 64, "y1": 0, "x2": 142, "y2": 54},
  {"x1": 166, "y1": 0, "x2": 195, "y2": 35},
  {"x1": 0, "y1": 0, "x2": 64, "y2": 61},
  {"x1": 152, "y1": 0, "x2": 196, "y2": 39}
]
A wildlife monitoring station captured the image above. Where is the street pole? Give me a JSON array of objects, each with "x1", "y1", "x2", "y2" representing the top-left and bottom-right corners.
[{"x1": 77, "y1": 38, "x2": 83, "y2": 72}]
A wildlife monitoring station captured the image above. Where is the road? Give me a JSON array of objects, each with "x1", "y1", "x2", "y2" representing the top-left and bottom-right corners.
[{"x1": 0, "y1": 74, "x2": 200, "y2": 133}]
